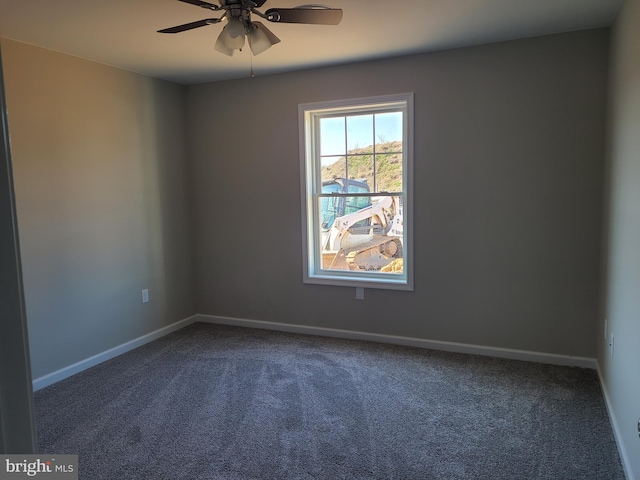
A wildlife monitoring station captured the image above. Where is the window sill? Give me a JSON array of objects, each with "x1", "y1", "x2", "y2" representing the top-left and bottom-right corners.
[{"x1": 304, "y1": 273, "x2": 413, "y2": 291}]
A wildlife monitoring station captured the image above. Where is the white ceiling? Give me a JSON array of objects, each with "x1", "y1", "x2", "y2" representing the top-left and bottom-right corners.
[{"x1": 0, "y1": 0, "x2": 621, "y2": 85}]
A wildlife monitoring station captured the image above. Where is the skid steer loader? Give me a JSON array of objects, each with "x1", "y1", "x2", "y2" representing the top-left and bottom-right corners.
[{"x1": 320, "y1": 178, "x2": 403, "y2": 272}]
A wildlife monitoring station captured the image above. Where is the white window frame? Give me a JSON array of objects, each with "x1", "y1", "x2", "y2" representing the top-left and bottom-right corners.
[{"x1": 299, "y1": 93, "x2": 414, "y2": 291}]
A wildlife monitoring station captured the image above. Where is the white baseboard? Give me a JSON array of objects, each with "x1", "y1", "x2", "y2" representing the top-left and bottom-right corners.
[
  {"x1": 32, "y1": 315, "x2": 198, "y2": 391},
  {"x1": 596, "y1": 362, "x2": 633, "y2": 480},
  {"x1": 33, "y1": 313, "x2": 597, "y2": 392},
  {"x1": 196, "y1": 314, "x2": 597, "y2": 369}
]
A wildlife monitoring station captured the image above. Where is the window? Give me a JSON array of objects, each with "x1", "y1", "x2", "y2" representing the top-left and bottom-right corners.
[{"x1": 299, "y1": 93, "x2": 413, "y2": 290}]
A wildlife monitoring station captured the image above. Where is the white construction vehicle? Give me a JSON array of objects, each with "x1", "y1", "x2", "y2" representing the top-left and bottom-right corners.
[{"x1": 320, "y1": 178, "x2": 403, "y2": 271}]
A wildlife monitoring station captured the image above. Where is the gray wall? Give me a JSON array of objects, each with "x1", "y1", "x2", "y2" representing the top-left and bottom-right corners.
[
  {"x1": 599, "y1": 0, "x2": 640, "y2": 476},
  {"x1": 187, "y1": 29, "x2": 609, "y2": 358},
  {"x1": 1, "y1": 39, "x2": 194, "y2": 379}
]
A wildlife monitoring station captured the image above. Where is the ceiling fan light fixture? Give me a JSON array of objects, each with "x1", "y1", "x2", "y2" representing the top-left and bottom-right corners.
[
  {"x1": 248, "y1": 25, "x2": 273, "y2": 55},
  {"x1": 221, "y1": 16, "x2": 246, "y2": 49},
  {"x1": 214, "y1": 34, "x2": 235, "y2": 56}
]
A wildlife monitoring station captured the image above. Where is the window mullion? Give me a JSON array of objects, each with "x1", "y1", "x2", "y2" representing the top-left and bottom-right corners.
[
  {"x1": 372, "y1": 114, "x2": 377, "y2": 192},
  {"x1": 343, "y1": 116, "x2": 348, "y2": 181}
]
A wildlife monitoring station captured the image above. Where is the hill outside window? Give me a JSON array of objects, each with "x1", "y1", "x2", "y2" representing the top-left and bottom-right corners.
[{"x1": 299, "y1": 93, "x2": 413, "y2": 290}]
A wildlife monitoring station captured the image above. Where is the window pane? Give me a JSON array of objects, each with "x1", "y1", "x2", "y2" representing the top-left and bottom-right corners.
[
  {"x1": 344, "y1": 194, "x2": 371, "y2": 218},
  {"x1": 347, "y1": 155, "x2": 374, "y2": 191},
  {"x1": 345, "y1": 180, "x2": 369, "y2": 195},
  {"x1": 320, "y1": 179, "x2": 370, "y2": 230},
  {"x1": 375, "y1": 112, "x2": 403, "y2": 152},
  {"x1": 319, "y1": 194, "x2": 341, "y2": 232},
  {"x1": 347, "y1": 115, "x2": 374, "y2": 153},
  {"x1": 321, "y1": 156, "x2": 346, "y2": 184},
  {"x1": 375, "y1": 154, "x2": 403, "y2": 192},
  {"x1": 317, "y1": 194, "x2": 404, "y2": 274},
  {"x1": 376, "y1": 140, "x2": 403, "y2": 154},
  {"x1": 320, "y1": 117, "x2": 345, "y2": 156}
]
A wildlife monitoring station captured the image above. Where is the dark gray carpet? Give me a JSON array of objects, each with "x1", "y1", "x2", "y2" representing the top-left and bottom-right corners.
[{"x1": 35, "y1": 323, "x2": 625, "y2": 479}]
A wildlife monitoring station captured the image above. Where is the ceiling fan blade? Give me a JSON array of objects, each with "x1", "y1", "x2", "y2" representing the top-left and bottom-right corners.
[
  {"x1": 252, "y1": 0, "x2": 269, "y2": 7},
  {"x1": 252, "y1": 21, "x2": 281, "y2": 45},
  {"x1": 177, "y1": 0, "x2": 220, "y2": 10},
  {"x1": 158, "y1": 18, "x2": 220, "y2": 33},
  {"x1": 265, "y1": 7, "x2": 343, "y2": 25}
]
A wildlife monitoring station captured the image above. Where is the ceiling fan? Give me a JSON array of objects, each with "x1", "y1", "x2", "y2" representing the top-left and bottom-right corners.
[{"x1": 158, "y1": 0, "x2": 343, "y2": 56}]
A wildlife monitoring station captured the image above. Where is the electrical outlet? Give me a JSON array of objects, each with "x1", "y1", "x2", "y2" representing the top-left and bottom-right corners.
[
  {"x1": 609, "y1": 334, "x2": 614, "y2": 357},
  {"x1": 142, "y1": 289, "x2": 149, "y2": 304},
  {"x1": 356, "y1": 287, "x2": 364, "y2": 300}
]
